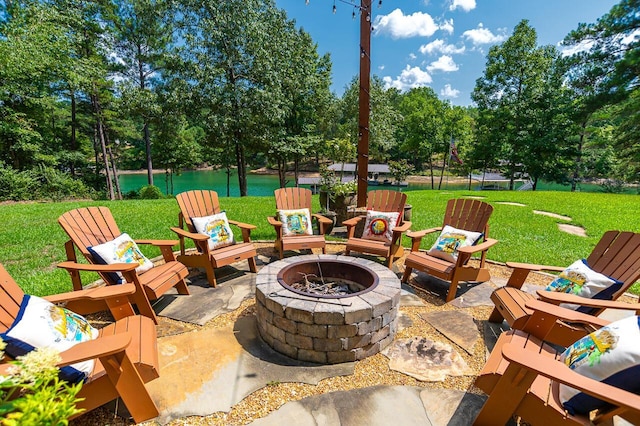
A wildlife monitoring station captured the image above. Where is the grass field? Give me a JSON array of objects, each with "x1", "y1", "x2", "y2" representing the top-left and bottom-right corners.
[{"x1": 1, "y1": 190, "x2": 639, "y2": 296}]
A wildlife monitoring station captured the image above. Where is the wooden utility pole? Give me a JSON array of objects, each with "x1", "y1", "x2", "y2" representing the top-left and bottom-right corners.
[{"x1": 357, "y1": 0, "x2": 371, "y2": 207}]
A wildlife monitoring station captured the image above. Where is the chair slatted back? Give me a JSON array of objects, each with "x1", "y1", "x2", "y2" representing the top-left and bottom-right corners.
[
  {"x1": 175, "y1": 190, "x2": 222, "y2": 232},
  {"x1": 441, "y1": 198, "x2": 494, "y2": 266},
  {"x1": 442, "y1": 198, "x2": 493, "y2": 234},
  {"x1": 586, "y1": 231, "x2": 640, "y2": 299},
  {"x1": 0, "y1": 264, "x2": 25, "y2": 333},
  {"x1": 58, "y1": 207, "x2": 122, "y2": 262},
  {"x1": 366, "y1": 190, "x2": 407, "y2": 223},
  {"x1": 274, "y1": 187, "x2": 312, "y2": 210}
]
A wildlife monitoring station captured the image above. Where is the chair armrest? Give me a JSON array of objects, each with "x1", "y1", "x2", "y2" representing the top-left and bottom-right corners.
[
  {"x1": 58, "y1": 333, "x2": 132, "y2": 367},
  {"x1": 227, "y1": 219, "x2": 257, "y2": 231},
  {"x1": 503, "y1": 262, "x2": 564, "y2": 290},
  {"x1": 44, "y1": 283, "x2": 136, "y2": 304},
  {"x1": 524, "y1": 298, "x2": 611, "y2": 329},
  {"x1": 342, "y1": 216, "x2": 364, "y2": 228},
  {"x1": 457, "y1": 238, "x2": 498, "y2": 254},
  {"x1": 312, "y1": 213, "x2": 333, "y2": 235},
  {"x1": 506, "y1": 262, "x2": 566, "y2": 273},
  {"x1": 501, "y1": 342, "x2": 640, "y2": 413},
  {"x1": 393, "y1": 221, "x2": 411, "y2": 234},
  {"x1": 57, "y1": 261, "x2": 137, "y2": 273},
  {"x1": 170, "y1": 226, "x2": 209, "y2": 241},
  {"x1": 267, "y1": 216, "x2": 282, "y2": 227},
  {"x1": 134, "y1": 239, "x2": 179, "y2": 248},
  {"x1": 536, "y1": 290, "x2": 640, "y2": 313},
  {"x1": 406, "y1": 227, "x2": 441, "y2": 240}
]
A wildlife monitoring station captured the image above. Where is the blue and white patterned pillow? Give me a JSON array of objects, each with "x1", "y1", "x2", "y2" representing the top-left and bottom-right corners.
[
  {"x1": 559, "y1": 315, "x2": 640, "y2": 415},
  {"x1": 427, "y1": 225, "x2": 483, "y2": 263},
  {"x1": 88, "y1": 233, "x2": 154, "y2": 284},
  {"x1": 191, "y1": 212, "x2": 235, "y2": 250},
  {"x1": 545, "y1": 259, "x2": 622, "y2": 312},
  {"x1": 1, "y1": 295, "x2": 98, "y2": 383}
]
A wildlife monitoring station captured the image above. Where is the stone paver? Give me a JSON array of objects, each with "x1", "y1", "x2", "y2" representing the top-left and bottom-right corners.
[
  {"x1": 421, "y1": 310, "x2": 480, "y2": 354},
  {"x1": 146, "y1": 315, "x2": 354, "y2": 425},
  {"x1": 382, "y1": 337, "x2": 473, "y2": 382},
  {"x1": 248, "y1": 385, "x2": 487, "y2": 426}
]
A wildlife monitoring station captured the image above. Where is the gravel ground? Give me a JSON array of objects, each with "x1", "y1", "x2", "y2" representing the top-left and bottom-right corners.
[{"x1": 70, "y1": 243, "x2": 625, "y2": 426}]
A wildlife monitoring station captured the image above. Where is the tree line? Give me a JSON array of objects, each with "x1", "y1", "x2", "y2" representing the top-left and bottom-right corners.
[{"x1": 0, "y1": 0, "x2": 637, "y2": 201}]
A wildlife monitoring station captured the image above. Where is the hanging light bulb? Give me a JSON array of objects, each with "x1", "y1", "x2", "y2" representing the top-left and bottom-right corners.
[
  {"x1": 378, "y1": 0, "x2": 382, "y2": 8},
  {"x1": 352, "y1": 9, "x2": 356, "y2": 19},
  {"x1": 332, "y1": 2, "x2": 336, "y2": 14},
  {"x1": 305, "y1": 0, "x2": 309, "y2": 4}
]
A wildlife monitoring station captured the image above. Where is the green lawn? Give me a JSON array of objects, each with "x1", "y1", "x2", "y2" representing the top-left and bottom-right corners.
[{"x1": 1, "y1": 190, "x2": 639, "y2": 296}]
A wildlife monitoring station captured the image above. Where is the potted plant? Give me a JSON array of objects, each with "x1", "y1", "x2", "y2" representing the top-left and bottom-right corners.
[{"x1": 318, "y1": 166, "x2": 357, "y2": 226}]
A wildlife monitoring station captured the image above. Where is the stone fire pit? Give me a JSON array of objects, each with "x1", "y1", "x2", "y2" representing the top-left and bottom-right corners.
[{"x1": 255, "y1": 254, "x2": 401, "y2": 364}]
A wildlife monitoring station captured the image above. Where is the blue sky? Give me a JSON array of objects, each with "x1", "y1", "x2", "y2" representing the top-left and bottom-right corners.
[{"x1": 275, "y1": 0, "x2": 619, "y2": 106}]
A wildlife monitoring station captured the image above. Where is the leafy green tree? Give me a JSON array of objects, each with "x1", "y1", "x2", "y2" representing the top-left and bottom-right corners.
[
  {"x1": 397, "y1": 86, "x2": 446, "y2": 188},
  {"x1": 472, "y1": 20, "x2": 561, "y2": 189},
  {"x1": 110, "y1": 0, "x2": 173, "y2": 186}
]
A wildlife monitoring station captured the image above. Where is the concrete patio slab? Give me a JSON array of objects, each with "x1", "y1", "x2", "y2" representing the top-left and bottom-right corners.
[{"x1": 247, "y1": 385, "x2": 487, "y2": 426}]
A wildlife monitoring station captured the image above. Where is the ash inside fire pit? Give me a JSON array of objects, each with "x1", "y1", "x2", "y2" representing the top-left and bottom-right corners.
[{"x1": 277, "y1": 259, "x2": 379, "y2": 299}]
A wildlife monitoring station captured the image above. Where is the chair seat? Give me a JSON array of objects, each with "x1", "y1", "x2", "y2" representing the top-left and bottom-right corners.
[
  {"x1": 345, "y1": 237, "x2": 392, "y2": 257},
  {"x1": 91, "y1": 314, "x2": 159, "y2": 383},
  {"x1": 139, "y1": 261, "x2": 189, "y2": 300},
  {"x1": 490, "y1": 286, "x2": 537, "y2": 330},
  {"x1": 210, "y1": 242, "x2": 257, "y2": 267},
  {"x1": 281, "y1": 235, "x2": 326, "y2": 252},
  {"x1": 404, "y1": 251, "x2": 455, "y2": 278}
]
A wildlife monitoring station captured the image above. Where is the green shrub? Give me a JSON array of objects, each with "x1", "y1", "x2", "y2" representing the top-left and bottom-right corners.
[
  {"x1": 0, "y1": 165, "x2": 38, "y2": 201},
  {"x1": 139, "y1": 185, "x2": 164, "y2": 199}
]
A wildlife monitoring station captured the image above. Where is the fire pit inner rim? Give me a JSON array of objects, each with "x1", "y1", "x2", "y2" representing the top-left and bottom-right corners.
[{"x1": 276, "y1": 258, "x2": 379, "y2": 299}]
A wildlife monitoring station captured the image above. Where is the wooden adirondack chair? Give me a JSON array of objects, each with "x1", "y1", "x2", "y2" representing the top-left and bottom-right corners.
[
  {"x1": 58, "y1": 206, "x2": 190, "y2": 324},
  {"x1": 489, "y1": 230, "x2": 640, "y2": 346},
  {"x1": 0, "y1": 264, "x2": 160, "y2": 423},
  {"x1": 401, "y1": 198, "x2": 497, "y2": 302},
  {"x1": 474, "y1": 327, "x2": 640, "y2": 426},
  {"x1": 267, "y1": 187, "x2": 333, "y2": 259},
  {"x1": 171, "y1": 190, "x2": 257, "y2": 287},
  {"x1": 342, "y1": 190, "x2": 411, "y2": 268}
]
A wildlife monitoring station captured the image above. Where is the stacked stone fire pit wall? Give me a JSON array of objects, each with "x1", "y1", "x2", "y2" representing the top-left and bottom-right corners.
[{"x1": 255, "y1": 255, "x2": 401, "y2": 364}]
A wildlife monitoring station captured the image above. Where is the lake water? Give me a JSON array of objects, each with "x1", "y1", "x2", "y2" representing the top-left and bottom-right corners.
[{"x1": 118, "y1": 169, "x2": 625, "y2": 196}]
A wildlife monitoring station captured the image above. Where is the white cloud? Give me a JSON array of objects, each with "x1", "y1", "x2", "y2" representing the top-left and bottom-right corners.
[
  {"x1": 374, "y1": 9, "x2": 440, "y2": 39},
  {"x1": 462, "y1": 23, "x2": 507, "y2": 45},
  {"x1": 378, "y1": 65, "x2": 385, "y2": 71},
  {"x1": 449, "y1": 0, "x2": 476, "y2": 12},
  {"x1": 427, "y1": 55, "x2": 459, "y2": 72},
  {"x1": 419, "y1": 39, "x2": 466, "y2": 55},
  {"x1": 383, "y1": 65, "x2": 432, "y2": 92},
  {"x1": 440, "y1": 18, "x2": 454, "y2": 34},
  {"x1": 409, "y1": 53, "x2": 417, "y2": 60},
  {"x1": 440, "y1": 84, "x2": 460, "y2": 98}
]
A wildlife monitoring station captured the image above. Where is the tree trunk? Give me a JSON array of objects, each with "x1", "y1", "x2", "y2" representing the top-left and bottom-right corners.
[
  {"x1": 144, "y1": 122, "x2": 154, "y2": 186},
  {"x1": 571, "y1": 120, "x2": 587, "y2": 192},
  {"x1": 91, "y1": 91, "x2": 115, "y2": 200},
  {"x1": 70, "y1": 88, "x2": 77, "y2": 177},
  {"x1": 278, "y1": 158, "x2": 286, "y2": 188},
  {"x1": 107, "y1": 145, "x2": 122, "y2": 200},
  {"x1": 235, "y1": 136, "x2": 247, "y2": 196}
]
